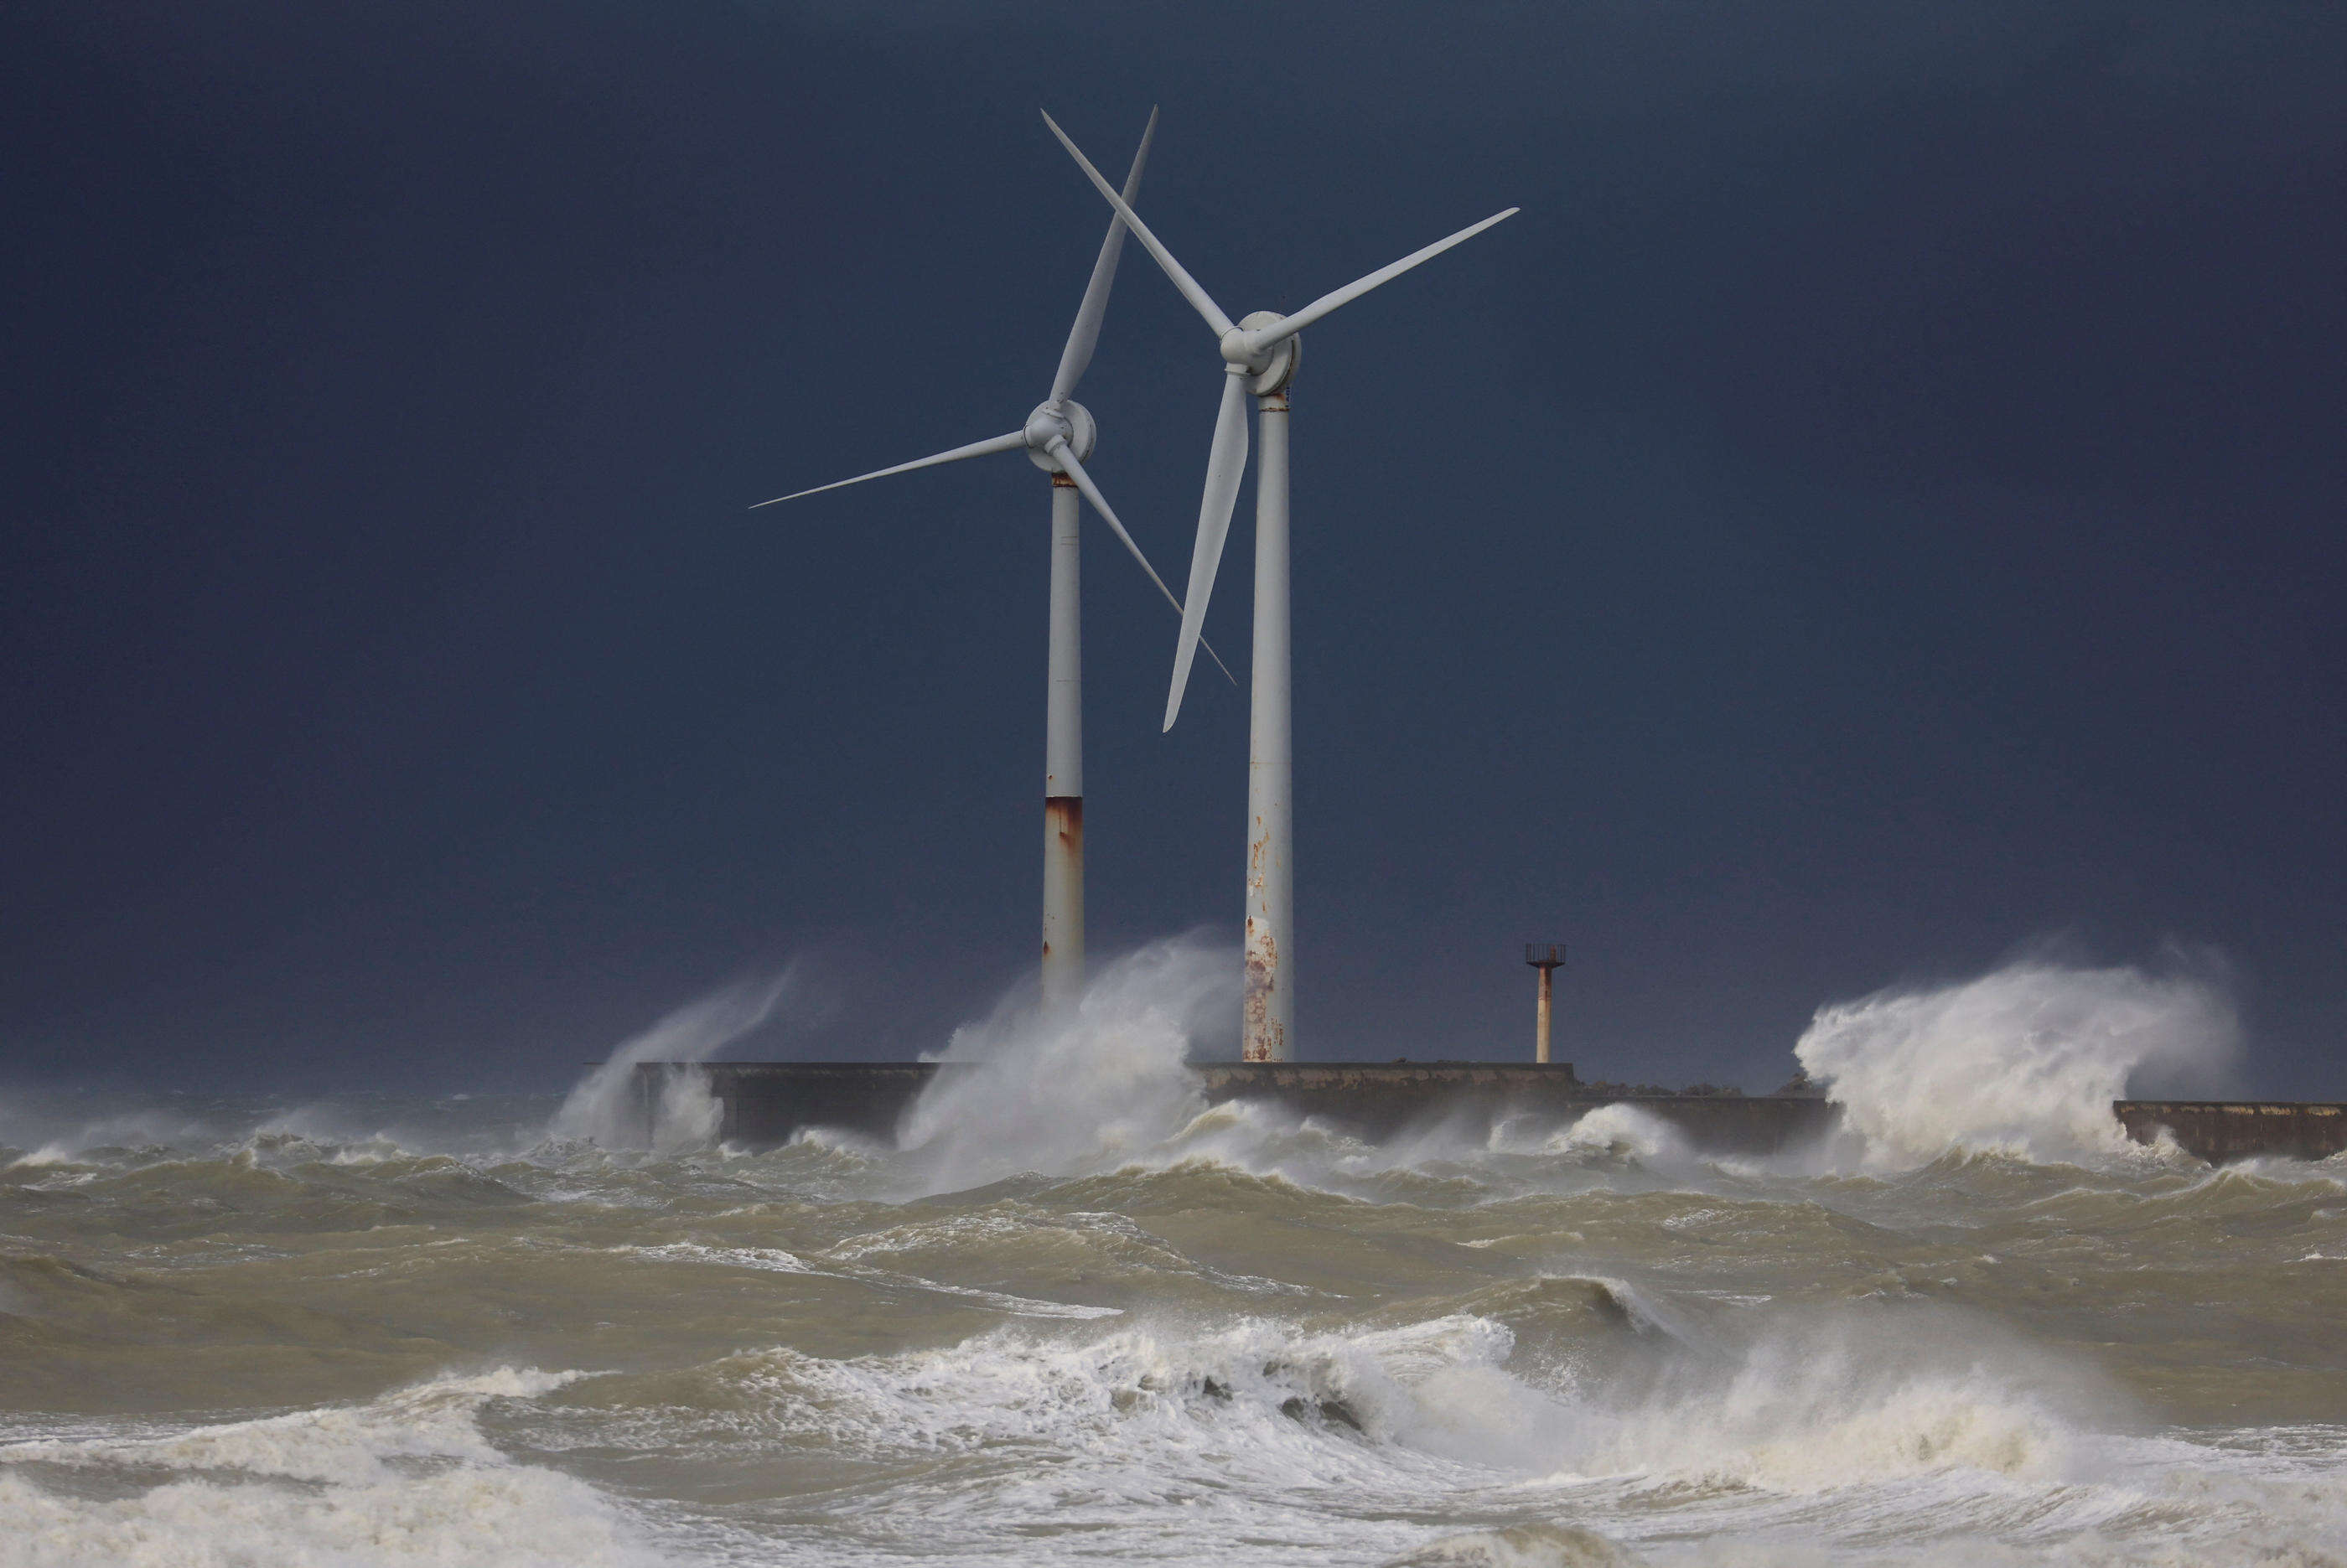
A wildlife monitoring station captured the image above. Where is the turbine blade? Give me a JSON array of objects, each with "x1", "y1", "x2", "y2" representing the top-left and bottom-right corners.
[
  {"x1": 1048, "y1": 439, "x2": 1237, "y2": 688},
  {"x1": 1041, "y1": 109, "x2": 1236, "y2": 341},
  {"x1": 1239, "y1": 207, "x2": 1521, "y2": 355},
  {"x1": 749, "y1": 429, "x2": 1028, "y2": 508},
  {"x1": 1165, "y1": 371, "x2": 1251, "y2": 731},
  {"x1": 1049, "y1": 107, "x2": 1157, "y2": 405}
]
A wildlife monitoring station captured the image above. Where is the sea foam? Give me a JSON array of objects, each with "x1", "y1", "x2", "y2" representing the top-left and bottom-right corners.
[{"x1": 0, "y1": 1369, "x2": 645, "y2": 1568}]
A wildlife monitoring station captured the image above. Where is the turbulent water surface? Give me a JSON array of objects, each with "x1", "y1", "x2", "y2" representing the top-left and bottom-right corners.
[{"x1": 3, "y1": 954, "x2": 2344, "y2": 1566}]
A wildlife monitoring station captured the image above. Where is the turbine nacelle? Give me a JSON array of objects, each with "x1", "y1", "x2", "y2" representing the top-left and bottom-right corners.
[
  {"x1": 1023, "y1": 399, "x2": 1098, "y2": 472},
  {"x1": 1224, "y1": 313, "x2": 1301, "y2": 395}
]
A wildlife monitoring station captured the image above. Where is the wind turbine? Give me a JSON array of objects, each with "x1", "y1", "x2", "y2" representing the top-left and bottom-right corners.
[
  {"x1": 753, "y1": 111, "x2": 1227, "y2": 1010},
  {"x1": 1044, "y1": 110, "x2": 1516, "y2": 1061}
]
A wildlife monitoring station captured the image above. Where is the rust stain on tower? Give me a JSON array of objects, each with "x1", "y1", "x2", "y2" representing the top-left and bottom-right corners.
[
  {"x1": 1242, "y1": 924, "x2": 1282, "y2": 1061},
  {"x1": 1045, "y1": 795, "x2": 1084, "y2": 854}
]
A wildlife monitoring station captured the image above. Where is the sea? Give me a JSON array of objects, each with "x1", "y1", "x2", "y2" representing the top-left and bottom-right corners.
[{"x1": 3, "y1": 944, "x2": 2342, "y2": 1566}]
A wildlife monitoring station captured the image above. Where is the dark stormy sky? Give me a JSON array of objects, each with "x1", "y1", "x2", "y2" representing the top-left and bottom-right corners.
[{"x1": 5, "y1": 2, "x2": 2344, "y2": 1094}]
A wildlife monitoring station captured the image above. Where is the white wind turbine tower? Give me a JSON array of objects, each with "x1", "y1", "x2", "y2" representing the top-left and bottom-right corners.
[
  {"x1": 1044, "y1": 111, "x2": 1516, "y2": 1061},
  {"x1": 753, "y1": 111, "x2": 1227, "y2": 1010}
]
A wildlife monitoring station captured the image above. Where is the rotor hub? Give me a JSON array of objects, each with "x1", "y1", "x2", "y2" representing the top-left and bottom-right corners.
[
  {"x1": 1024, "y1": 400, "x2": 1098, "y2": 472},
  {"x1": 1228, "y1": 311, "x2": 1300, "y2": 396}
]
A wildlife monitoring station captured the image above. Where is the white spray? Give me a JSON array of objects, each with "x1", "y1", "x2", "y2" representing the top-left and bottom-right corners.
[
  {"x1": 552, "y1": 968, "x2": 800, "y2": 1151},
  {"x1": 895, "y1": 934, "x2": 1238, "y2": 1193},
  {"x1": 1794, "y1": 960, "x2": 2240, "y2": 1167}
]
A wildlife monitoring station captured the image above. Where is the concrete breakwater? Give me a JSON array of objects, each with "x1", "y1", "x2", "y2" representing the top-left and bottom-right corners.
[
  {"x1": 636, "y1": 1061, "x2": 1832, "y2": 1152},
  {"x1": 2113, "y1": 1100, "x2": 2347, "y2": 1162},
  {"x1": 635, "y1": 1064, "x2": 2347, "y2": 1164}
]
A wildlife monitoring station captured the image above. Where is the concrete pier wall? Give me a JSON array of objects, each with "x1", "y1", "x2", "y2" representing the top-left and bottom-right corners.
[
  {"x1": 635, "y1": 1067, "x2": 2347, "y2": 1164},
  {"x1": 640, "y1": 1062, "x2": 935, "y2": 1146},
  {"x1": 1189, "y1": 1063, "x2": 1833, "y2": 1151},
  {"x1": 2112, "y1": 1100, "x2": 2347, "y2": 1163},
  {"x1": 640, "y1": 1062, "x2": 1834, "y2": 1153}
]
